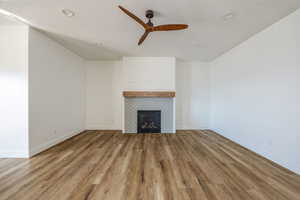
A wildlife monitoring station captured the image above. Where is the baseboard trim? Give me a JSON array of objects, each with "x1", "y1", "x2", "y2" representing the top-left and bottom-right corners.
[
  {"x1": 0, "y1": 150, "x2": 29, "y2": 158},
  {"x1": 208, "y1": 129, "x2": 300, "y2": 176},
  {"x1": 85, "y1": 130, "x2": 122, "y2": 134},
  {"x1": 29, "y1": 130, "x2": 86, "y2": 157},
  {"x1": 85, "y1": 130, "x2": 208, "y2": 134},
  {"x1": 176, "y1": 129, "x2": 209, "y2": 132}
]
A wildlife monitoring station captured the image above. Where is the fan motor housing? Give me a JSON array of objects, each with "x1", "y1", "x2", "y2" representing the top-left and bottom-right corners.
[{"x1": 146, "y1": 10, "x2": 154, "y2": 19}]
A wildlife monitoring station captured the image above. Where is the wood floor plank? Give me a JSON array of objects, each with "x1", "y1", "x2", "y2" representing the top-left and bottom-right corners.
[{"x1": 0, "y1": 130, "x2": 299, "y2": 200}]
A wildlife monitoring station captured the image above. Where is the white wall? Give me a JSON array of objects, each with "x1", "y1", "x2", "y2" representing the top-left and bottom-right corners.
[
  {"x1": 0, "y1": 26, "x2": 29, "y2": 157},
  {"x1": 176, "y1": 61, "x2": 210, "y2": 129},
  {"x1": 86, "y1": 58, "x2": 177, "y2": 131},
  {"x1": 122, "y1": 57, "x2": 176, "y2": 91},
  {"x1": 85, "y1": 61, "x2": 122, "y2": 130},
  {"x1": 28, "y1": 28, "x2": 86, "y2": 156},
  {"x1": 85, "y1": 59, "x2": 211, "y2": 131},
  {"x1": 211, "y1": 9, "x2": 300, "y2": 174}
]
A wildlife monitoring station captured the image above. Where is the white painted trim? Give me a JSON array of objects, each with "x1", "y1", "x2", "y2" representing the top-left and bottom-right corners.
[
  {"x1": 0, "y1": 150, "x2": 29, "y2": 158},
  {"x1": 172, "y1": 98, "x2": 176, "y2": 133},
  {"x1": 176, "y1": 128, "x2": 210, "y2": 131},
  {"x1": 86, "y1": 128, "x2": 121, "y2": 131},
  {"x1": 121, "y1": 96, "x2": 125, "y2": 134},
  {"x1": 86, "y1": 123, "x2": 117, "y2": 130},
  {"x1": 29, "y1": 129, "x2": 84, "y2": 157},
  {"x1": 212, "y1": 128, "x2": 300, "y2": 175}
]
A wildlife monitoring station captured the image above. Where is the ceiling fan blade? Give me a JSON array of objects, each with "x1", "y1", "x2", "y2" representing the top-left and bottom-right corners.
[
  {"x1": 153, "y1": 24, "x2": 188, "y2": 31},
  {"x1": 138, "y1": 31, "x2": 150, "y2": 45},
  {"x1": 118, "y1": 6, "x2": 148, "y2": 29}
]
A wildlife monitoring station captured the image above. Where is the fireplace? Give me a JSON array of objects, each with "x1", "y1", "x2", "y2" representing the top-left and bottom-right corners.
[
  {"x1": 137, "y1": 110, "x2": 161, "y2": 133},
  {"x1": 124, "y1": 97, "x2": 175, "y2": 133}
]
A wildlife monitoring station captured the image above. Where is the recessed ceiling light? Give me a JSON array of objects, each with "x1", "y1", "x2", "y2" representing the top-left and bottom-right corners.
[
  {"x1": 223, "y1": 12, "x2": 235, "y2": 21},
  {"x1": 62, "y1": 9, "x2": 75, "y2": 17}
]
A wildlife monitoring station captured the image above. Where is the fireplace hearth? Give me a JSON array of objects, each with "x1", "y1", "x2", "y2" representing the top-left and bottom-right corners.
[{"x1": 137, "y1": 110, "x2": 161, "y2": 133}]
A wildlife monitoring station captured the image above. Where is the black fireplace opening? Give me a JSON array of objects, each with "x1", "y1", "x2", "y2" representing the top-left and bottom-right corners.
[{"x1": 137, "y1": 110, "x2": 161, "y2": 133}]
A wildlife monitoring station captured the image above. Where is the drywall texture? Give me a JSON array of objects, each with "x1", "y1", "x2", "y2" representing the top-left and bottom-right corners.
[
  {"x1": 124, "y1": 98, "x2": 174, "y2": 133},
  {"x1": 176, "y1": 61, "x2": 210, "y2": 129},
  {"x1": 28, "y1": 28, "x2": 86, "y2": 155},
  {"x1": 122, "y1": 57, "x2": 176, "y2": 91},
  {"x1": 85, "y1": 61, "x2": 122, "y2": 130},
  {"x1": 211, "y1": 9, "x2": 300, "y2": 174},
  {"x1": 85, "y1": 60, "x2": 211, "y2": 131},
  {"x1": 0, "y1": 26, "x2": 29, "y2": 157}
]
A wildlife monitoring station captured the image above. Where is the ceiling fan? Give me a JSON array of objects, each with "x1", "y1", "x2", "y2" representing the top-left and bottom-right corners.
[{"x1": 118, "y1": 6, "x2": 188, "y2": 45}]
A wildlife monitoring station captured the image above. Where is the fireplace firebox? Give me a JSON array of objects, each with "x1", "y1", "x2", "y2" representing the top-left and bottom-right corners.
[{"x1": 137, "y1": 110, "x2": 161, "y2": 133}]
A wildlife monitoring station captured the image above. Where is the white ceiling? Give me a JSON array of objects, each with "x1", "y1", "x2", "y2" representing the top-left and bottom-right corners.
[
  {"x1": 1, "y1": 0, "x2": 300, "y2": 61},
  {"x1": 0, "y1": 14, "x2": 23, "y2": 26}
]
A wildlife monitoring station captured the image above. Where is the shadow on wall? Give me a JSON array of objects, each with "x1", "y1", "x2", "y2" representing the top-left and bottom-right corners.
[{"x1": 36, "y1": 28, "x2": 128, "y2": 60}]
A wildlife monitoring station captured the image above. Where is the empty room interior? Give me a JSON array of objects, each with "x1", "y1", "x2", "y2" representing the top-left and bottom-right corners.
[{"x1": 0, "y1": 0, "x2": 300, "y2": 199}]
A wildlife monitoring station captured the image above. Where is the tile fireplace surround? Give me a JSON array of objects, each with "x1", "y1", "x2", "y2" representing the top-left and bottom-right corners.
[{"x1": 122, "y1": 91, "x2": 176, "y2": 133}]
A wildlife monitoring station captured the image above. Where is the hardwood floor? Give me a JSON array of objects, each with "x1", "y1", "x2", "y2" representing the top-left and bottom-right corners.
[{"x1": 0, "y1": 130, "x2": 299, "y2": 200}]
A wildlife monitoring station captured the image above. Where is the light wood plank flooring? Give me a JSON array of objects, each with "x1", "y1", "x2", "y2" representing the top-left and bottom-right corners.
[{"x1": 0, "y1": 130, "x2": 299, "y2": 200}]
